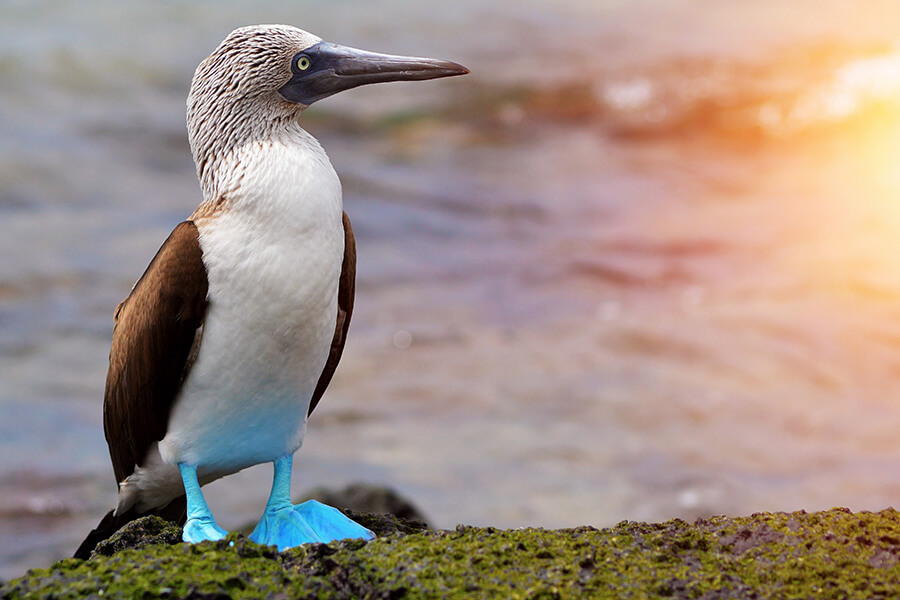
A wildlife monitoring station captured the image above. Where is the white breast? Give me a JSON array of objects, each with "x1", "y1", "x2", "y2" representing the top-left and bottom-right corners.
[{"x1": 161, "y1": 129, "x2": 344, "y2": 475}]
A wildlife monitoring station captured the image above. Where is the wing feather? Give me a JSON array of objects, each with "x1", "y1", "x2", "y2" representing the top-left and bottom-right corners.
[
  {"x1": 309, "y1": 211, "x2": 356, "y2": 416},
  {"x1": 102, "y1": 221, "x2": 209, "y2": 484}
]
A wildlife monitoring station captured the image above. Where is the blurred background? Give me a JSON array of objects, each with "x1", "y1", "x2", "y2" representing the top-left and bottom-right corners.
[{"x1": 3, "y1": 0, "x2": 900, "y2": 579}]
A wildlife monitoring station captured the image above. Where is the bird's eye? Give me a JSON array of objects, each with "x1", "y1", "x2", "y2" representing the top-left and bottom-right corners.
[{"x1": 296, "y1": 55, "x2": 311, "y2": 71}]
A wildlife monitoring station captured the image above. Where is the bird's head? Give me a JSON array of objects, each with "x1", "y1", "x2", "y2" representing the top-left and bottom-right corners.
[{"x1": 187, "y1": 24, "x2": 468, "y2": 194}]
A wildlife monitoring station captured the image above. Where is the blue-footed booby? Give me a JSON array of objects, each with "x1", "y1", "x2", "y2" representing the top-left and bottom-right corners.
[{"x1": 74, "y1": 24, "x2": 467, "y2": 558}]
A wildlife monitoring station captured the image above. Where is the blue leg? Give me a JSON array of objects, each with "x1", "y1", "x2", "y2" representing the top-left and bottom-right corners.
[
  {"x1": 249, "y1": 454, "x2": 375, "y2": 550},
  {"x1": 179, "y1": 463, "x2": 228, "y2": 543}
]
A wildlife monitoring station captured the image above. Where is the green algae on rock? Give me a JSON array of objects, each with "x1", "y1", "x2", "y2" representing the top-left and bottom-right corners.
[
  {"x1": 91, "y1": 515, "x2": 183, "y2": 558},
  {"x1": 5, "y1": 508, "x2": 900, "y2": 599}
]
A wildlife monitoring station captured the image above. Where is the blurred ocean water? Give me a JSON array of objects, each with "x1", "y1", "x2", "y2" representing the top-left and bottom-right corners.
[{"x1": 3, "y1": 0, "x2": 900, "y2": 579}]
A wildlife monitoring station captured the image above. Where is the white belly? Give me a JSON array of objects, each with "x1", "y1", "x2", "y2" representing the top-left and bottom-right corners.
[
  {"x1": 118, "y1": 131, "x2": 344, "y2": 513},
  {"x1": 162, "y1": 209, "x2": 343, "y2": 472}
]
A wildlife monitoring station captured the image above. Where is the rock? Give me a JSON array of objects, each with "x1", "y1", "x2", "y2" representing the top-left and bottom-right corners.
[
  {"x1": 340, "y1": 508, "x2": 430, "y2": 537},
  {"x1": 300, "y1": 483, "x2": 430, "y2": 525},
  {"x1": 91, "y1": 515, "x2": 183, "y2": 557},
  {"x1": 5, "y1": 508, "x2": 900, "y2": 598}
]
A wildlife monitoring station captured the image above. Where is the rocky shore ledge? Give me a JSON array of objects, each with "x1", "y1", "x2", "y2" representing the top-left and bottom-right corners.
[{"x1": 3, "y1": 507, "x2": 900, "y2": 598}]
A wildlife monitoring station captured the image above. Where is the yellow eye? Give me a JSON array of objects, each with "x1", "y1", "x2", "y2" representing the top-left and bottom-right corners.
[{"x1": 296, "y1": 56, "x2": 311, "y2": 71}]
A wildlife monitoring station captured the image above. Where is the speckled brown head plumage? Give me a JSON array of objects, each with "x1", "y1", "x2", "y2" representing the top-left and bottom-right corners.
[
  {"x1": 186, "y1": 24, "x2": 468, "y2": 203},
  {"x1": 187, "y1": 25, "x2": 321, "y2": 200}
]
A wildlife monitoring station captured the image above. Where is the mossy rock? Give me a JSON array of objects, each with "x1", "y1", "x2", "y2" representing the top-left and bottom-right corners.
[{"x1": 5, "y1": 508, "x2": 900, "y2": 599}]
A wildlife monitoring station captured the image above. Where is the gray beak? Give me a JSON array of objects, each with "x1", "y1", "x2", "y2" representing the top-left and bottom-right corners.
[{"x1": 279, "y1": 41, "x2": 469, "y2": 105}]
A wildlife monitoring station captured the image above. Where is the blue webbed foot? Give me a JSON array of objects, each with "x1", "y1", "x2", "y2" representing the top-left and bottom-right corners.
[
  {"x1": 178, "y1": 462, "x2": 229, "y2": 544},
  {"x1": 183, "y1": 515, "x2": 228, "y2": 544},
  {"x1": 249, "y1": 499, "x2": 375, "y2": 551},
  {"x1": 250, "y1": 455, "x2": 375, "y2": 551}
]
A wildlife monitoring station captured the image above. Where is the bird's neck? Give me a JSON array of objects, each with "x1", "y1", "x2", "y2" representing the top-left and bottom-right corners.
[
  {"x1": 189, "y1": 113, "x2": 306, "y2": 208},
  {"x1": 190, "y1": 122, "x2": 340, "y2": 225},
  {"x1": 187, "y1": 91, "x2": 306, "y2": 205}
]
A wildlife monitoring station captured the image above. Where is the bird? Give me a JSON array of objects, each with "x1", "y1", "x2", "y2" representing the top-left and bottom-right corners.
[{"x1": 74, "y1": 24, "x2": 468, "y2": 558}]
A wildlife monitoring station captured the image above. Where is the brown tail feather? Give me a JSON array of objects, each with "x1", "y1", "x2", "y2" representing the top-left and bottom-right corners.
[{"x1": 73, "y1": 496, "x2": 186, "y2": 559}]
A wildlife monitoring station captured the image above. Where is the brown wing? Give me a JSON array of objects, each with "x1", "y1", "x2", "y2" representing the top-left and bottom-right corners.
[
  {"x1": 103, "y1": 221, "x2": 209, "y2": 484},
  {"x1": 309, "y1": 211, "x2": 356, "y2": 416}
]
